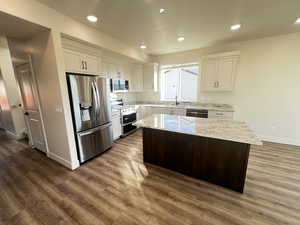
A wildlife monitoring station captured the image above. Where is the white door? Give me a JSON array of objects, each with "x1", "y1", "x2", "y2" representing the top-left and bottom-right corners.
[{"x1": 16, "y1": 63, "x2": 47, "y2": 152}]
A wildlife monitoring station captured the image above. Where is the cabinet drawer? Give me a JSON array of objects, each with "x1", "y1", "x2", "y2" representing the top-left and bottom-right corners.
[{"x1": 208, "y1": 111, "x2": 233, "y2": 119}]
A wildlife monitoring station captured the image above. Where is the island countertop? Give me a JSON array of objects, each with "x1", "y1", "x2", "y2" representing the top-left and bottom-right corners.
[{"x1": 134, "y1": 114, "x2": 262, "y2": 145}]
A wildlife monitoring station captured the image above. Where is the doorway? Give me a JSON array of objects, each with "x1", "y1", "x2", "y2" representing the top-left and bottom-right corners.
[{"x1": 15, "y1": 59, "x2": 47, "y2": 152}]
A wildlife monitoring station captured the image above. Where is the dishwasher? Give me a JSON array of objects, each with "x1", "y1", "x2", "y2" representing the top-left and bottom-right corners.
[{"x1": 186, "y1": 109, "x2": 208, "y2": 118}]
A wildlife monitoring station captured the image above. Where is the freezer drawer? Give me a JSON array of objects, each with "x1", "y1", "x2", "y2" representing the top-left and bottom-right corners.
[{"x1": 77, "y1": 123, "x2": 113, "y2": 163}]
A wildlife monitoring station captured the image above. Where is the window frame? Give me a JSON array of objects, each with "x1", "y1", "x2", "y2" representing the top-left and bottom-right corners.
[{"x1": 160, "y1": 63, "x2": 199, "y2": 102}]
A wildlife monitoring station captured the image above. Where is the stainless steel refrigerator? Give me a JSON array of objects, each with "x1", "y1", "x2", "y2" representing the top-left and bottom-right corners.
[{"x1": 67, "y1": 73, "x2": 113, "y2": 163}]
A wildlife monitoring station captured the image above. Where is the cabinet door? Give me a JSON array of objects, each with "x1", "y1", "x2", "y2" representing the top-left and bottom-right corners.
[
  {"x1": 112, "y1": 115, "x2": 122, "y2": 140},
  {"x1": 64, "y1": 50, "x2": 83, "y2": 72},
  {"x1": 201, "y1": 58, "x2": 218, "y2": 91},
  {"x1": 84, "y1": 55, "x2": 99, "y2": 75},
  {"x1": 217, "y1": 56, "x2": 238, "y2": 91}
]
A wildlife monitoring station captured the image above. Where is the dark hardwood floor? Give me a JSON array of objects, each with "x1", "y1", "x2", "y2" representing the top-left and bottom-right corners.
[{"x1": 0, "y1": 129, "x2": 299, "y2": 225}]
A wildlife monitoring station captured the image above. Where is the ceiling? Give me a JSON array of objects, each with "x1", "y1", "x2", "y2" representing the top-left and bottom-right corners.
[
  {"x1": 35, "y1": 0, "x2": 300, "y2": 55},
  {"x1": 0, "y1": 11, "x2": 48, "y2": 40}
]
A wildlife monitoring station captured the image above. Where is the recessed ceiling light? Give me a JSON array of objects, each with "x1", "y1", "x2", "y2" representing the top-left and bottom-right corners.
[
  {"x1": 160, "y1": 8, "x2": 166, "y2": 14},
  {"x1": 140, "y1": 44, "x2": 147, "y2": 49},
  {"x1": 231, "y1": 24, "x2": 241, "y2": 31},
  {"x1": 177, "y1": 36, "x2": 185, "y2": 42},
  {"x1": 294, "y1": 18, "x2": 300, "y2": 24},
  {"x1": 87, "y1": 15, "x2": 98, "y2": 23}
]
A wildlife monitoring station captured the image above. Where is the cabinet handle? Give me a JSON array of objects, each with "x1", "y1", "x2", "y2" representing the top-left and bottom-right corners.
[
  {"x1": 81, "y1": 61, "x2": 84, "y2": 70},
  {"x1": 217, "y1": 81, "x2": 219, "y2": 88},
  {"x1": 85, "y1": 61, "x2": 88, "y2": 70},
  {"x1": 214, "y1": 82, "x2": 217, "y2": 88}
]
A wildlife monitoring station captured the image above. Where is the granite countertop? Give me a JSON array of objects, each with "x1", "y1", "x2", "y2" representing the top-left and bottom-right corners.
[
  {"x1": 124, "y1": 102, "x2": 234, "y2": 112},
  {"x1": 134, "y1": 114, "x2": 262, "y2": 145}
]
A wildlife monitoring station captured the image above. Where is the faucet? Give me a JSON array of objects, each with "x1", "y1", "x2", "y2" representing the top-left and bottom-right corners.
[{"x1": 175, "y1": 95, "x2": 179, "y2": 105}]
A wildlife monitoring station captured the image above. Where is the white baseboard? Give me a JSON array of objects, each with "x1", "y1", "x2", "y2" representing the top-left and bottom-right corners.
[
  {"x1": 259, "y1": 135, "x2": 300, "y2": 146},
  {"x1": 5, "y1": 130, "x2": 25, "y2": 140},
  {"x1": 47, "y1": 152, "x2": 79, "y2": 170}
]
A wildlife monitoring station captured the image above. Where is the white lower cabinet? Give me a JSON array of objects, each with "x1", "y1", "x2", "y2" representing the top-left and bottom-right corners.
[
  {"x1": 208, "y1": 111, "x2": 233, "y2": 119},
  {"x1": 112, "y1": 111, "x2": 122, "y2": 140}
]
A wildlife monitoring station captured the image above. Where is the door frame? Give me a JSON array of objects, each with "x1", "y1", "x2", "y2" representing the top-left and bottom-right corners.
[{"x1": 15, "y1": 55, "x2": 49, "y2": 153}]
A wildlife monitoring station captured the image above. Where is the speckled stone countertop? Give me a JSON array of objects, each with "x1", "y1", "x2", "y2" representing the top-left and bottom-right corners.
[
  {"x1": 124, "y1": 102, "x2": 234, "y2": 112},
  {"x1": 134, "y1": 114, "x2": 262, "y2": 145}
]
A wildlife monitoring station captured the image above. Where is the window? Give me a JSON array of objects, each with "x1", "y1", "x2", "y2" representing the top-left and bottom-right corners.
[{"x1": 160, "y1": 64, "x2": 198, "y2": 102}]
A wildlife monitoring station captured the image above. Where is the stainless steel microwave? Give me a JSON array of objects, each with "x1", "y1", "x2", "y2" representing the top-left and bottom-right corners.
[{"x1": 110, "y1": 79, "x2": 129, "y2": 92}]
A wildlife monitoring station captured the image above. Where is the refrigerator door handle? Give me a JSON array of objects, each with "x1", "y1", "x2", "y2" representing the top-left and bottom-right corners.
[
  {"x1": 91, "y1": 81, "x2": 99, "y2": 120},
  {"x1": 78, "y1": 122, "x2": 112, "y2": 136},
  {"x1": 93, "y1": 80, "x2": 101, "y2": 121},
  {"x1": 94, "y1": 80, "x2": 101, "y2": 111}
]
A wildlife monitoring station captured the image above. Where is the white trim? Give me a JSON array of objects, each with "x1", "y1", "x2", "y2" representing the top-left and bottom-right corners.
[
  {"x1": 259, "y1": 135, "x2": 300, "y2": 146},
  {"x1": 47, "y1": 152, "x2": 80, "y2": 170}
]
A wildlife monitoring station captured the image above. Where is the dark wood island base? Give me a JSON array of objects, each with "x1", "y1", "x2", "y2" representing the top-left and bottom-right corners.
[{"x1": 143, "y1": 128, "x2": 251, "y2": 193}]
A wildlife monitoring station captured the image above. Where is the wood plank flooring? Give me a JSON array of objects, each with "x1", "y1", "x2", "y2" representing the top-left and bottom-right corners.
[{"x1": 0, "y1": 129, "x2": 299, "y2": 225}]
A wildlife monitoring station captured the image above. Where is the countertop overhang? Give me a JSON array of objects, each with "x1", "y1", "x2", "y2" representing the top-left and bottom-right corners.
[{"x1": 134, "y1": 114, "x2": 262, "y2": 145}]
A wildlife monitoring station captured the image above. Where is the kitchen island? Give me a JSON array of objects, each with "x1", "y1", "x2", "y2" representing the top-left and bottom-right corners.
[{"x1": 134, "y1": 114, "x2": 262, "y2": 193}]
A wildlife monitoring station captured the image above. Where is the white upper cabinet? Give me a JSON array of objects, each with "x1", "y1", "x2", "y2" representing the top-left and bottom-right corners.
[
  {"x1": 63, "y1": 49, "x2": 101, "y2": 75},
  {"x1": 143, "y1": 63, "x2": 159, "y2": 92},
  {"x1": 63, "y1": 50, "x2": 82, "y2": 72},
  {"x1": 202, "y1": 58, "x2": 219, "y2": 91},
  {"x1": 201, "y1": 51, "x2": 239, "y2": 92},
  {"x1": 83, "y1": 54, "x2": 100, "y2": 75},
  {"x1": 62, "y1": 38, "x2": 102, "y2": 76}
]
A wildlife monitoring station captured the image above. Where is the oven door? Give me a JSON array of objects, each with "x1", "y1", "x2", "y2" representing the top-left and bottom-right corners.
[{"x1": 122, "y1": 112, "x2": 137, "y2": 125}]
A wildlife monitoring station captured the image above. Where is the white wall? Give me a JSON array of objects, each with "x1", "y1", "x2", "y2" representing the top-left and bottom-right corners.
[
  {"x1": 26, "y1": 31, "x2": 79, "y2": 169},
  {"x1": 146, "y1": 32, "x2": 300, "y2": 146},
  {"x1": 0, "y1": 36, "x2": 26, "y2": 138}
]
